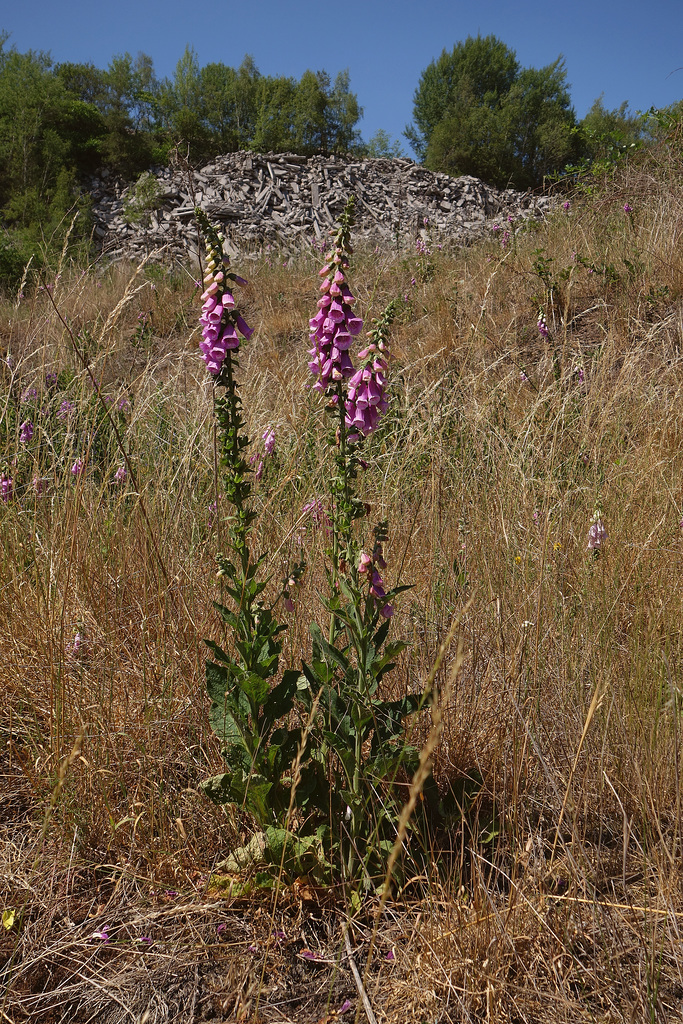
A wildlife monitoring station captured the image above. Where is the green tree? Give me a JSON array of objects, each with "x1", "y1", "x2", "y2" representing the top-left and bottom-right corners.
[
  {"x1": 293, "y1": 69, "x2": 330, "y2": 154},
  {"x1": 326, "y1": 70, "x2": 363, "y2": 153},
  {"x1": 200, "y1": 62, "x2": 243, "y2": 151},
  {"x1": 364, "y1": 129, "x2": 404, "y2": 158},
  {"x1": 99, "y1": 51, "x2": 160, "y2": 174},
  {"x1": 0, "y1": 42, "x2": 96, "y2": 225},
  {"x1": 579, "y1": 95, "x2": 643, "y2": 163},
  {"x1": 425, "y1": 93, "x2": 512, "y2": 185},
  {"x1": 157, "y1": 45, "x2": 211, "y2": 162},
  {"x1": 407, "y1": 35, "x2": 578, "y2": 188},
  {"x1": 55, "y1": 61, "x2": 106, "y2": 106},
  {"x1": 251, "y1": 75, "x2": 298, "y2": 152},
  {"x1": 290, "y1": 69, "x2": 362, "y2": 155},
  {"x1": 405, "y1": 35, "x2": 518, "y2": 162},
  {"x1": 250, "y1": 68, "x2": 362, "y2": 156},
  {"x1": 503, "y1": 59, "x2": 578, "y2": 187},
  {"x1": 232, "y1": 55, "x2": 261, "y2": 145}
]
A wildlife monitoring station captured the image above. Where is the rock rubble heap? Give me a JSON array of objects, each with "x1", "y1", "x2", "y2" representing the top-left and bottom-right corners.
[{"x1": 90, "y1": 151, "x2": 553, "y2": 262}]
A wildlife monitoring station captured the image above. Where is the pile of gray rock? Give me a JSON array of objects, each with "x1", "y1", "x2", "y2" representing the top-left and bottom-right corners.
[{"x1": 89, "y1": 151, "x2": 554, "y2": 262}]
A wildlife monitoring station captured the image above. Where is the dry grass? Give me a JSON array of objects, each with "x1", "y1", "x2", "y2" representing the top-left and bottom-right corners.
[{"x1": 2, "y1": 146, "x2": 683, "y2": 1021}]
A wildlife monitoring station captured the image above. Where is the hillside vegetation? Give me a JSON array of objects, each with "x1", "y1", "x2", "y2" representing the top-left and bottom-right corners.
[{"x1": 1, "y1": 131, "x2": 683, "y2": 1021}]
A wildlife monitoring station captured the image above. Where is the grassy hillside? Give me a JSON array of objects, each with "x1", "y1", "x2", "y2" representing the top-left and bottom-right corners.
[{"x1": 2, "y1": 141, "x2": 683, "y2": 1021}]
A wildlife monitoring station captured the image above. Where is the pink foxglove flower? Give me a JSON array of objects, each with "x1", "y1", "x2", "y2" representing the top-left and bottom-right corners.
[
  {"x1": 197, "y1": 221, "x2": 252, "y2": 375},
  {"x1": 71, "y1": 458, "x2": 84, "y2": 477},
  {"x1": 358, "y1": 551, "x2": 373, "y2": 574},
  {"x1": 359, "y1": 547, "x2": 394, "y2": 617},
  {"x1": 537, "y1": 310, "x2": 549, "y2": 339},
  {"x1": 248, "y1": 453, "x2": 263, "y2": 481},
  {"x1": 114, "y1": 465, "x2": 126, "y2": 483},
  {"x1": 19, "y1": 421, "x2": 34, "y2": 443},
  {"x1": 308, "y1": 246, "x2": 360, "y2": 393},
  {"x1": 344, "y1": 303, "x2": 395, "y2": 437},
  {"x1": 1, "y1": 474, "x2": 12, "y2": 503}
]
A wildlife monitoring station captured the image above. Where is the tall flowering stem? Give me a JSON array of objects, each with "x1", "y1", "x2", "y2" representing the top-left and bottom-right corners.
[
  {"x1": 196, "y1": 209, "x2": 255, "y2": 558},
  {"x1": 302, "y1": 199, "x2": 426, "y2": 885},
  {"x1": 196, "y1": 211, "x2": 309, "y2": 830},
  {"x1": 308, "y1": 196, "x2": 365, "y2": 578}
]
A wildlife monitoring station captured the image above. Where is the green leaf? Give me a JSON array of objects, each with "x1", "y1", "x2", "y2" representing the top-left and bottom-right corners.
[
  {"x1": 372, "y1": 617, "x2": 392, "y2": 650},
  {"x1": 208, "y1": 703, "x2": 244, "y2": 748},
  {"x1": 212, "y1": 604, "x2": 240, "y2": 630},
  {"x1": 261, "y1": 669, "x2": 299, "y2": 729},
  {"x1": 204, "y1": 637, "x2": 233, "y2": 663},
  {"x1": 221, "y1": 743, "x2": 253, "y2": 774},
  {"x1": 240, "y1": 774, "x2": 274, "y2": 823},
  {"x1": 370, "y1": 695, "x2": 424, "y2": 749},
  {"x1": 263, "y1": 826, "x2": 332, "y2": 874},
  {"x1": 206, "y1": 659, "x2": 229, "y2": 702},
  {"x1": 310, "y1": 622, "x2": 350, "y2": 674},
  {"x1": 200, "y1": 771, "x2": 239, "y2": 806},
  {"x1": 236, "y1": 672, "x2": 270, "y2": 707},
  {"x1": 206, "y1": 768, "x2": 274, "y2": 824}
]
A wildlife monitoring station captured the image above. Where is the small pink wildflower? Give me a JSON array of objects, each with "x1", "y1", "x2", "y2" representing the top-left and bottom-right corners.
[
  {"x1": 623, "y1": 203, "x2": 633, "y2": 214},
  {"x1": 71, "y1": 458, "x2": 84, "y2": 477},
  {"x1": 359, "y1": 545, "x2": 394, "y2": 617},
  {"x1": 57, "y1": 400, "x2": 75, "y2": 420},
  {"x1": 358, "y1": 551, "x2": 372, "y2": 574},
  {"x1": 248, "y1": 453, "x2": 264, "y2": 481},
  {"x1": 114, "y1": 465, "x2": 126, "y2": 483},
  {"x1": 1, "y1": 474, "x2": 12, "y2": 502},
  {"x1": 587, "y1": 511, "x2": 608, "y2": 551},
  {"x1": 19, "y1": 421, "x2": 33, "y2": 443},
  {"x1": 262, "y1": 428, "x2": 275, "y2": 455}
]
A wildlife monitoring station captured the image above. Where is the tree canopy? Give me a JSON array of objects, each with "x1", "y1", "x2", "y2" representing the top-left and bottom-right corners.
[
  {"x1": 405, "y1": 35, "x2": 580, "y2": 188},
  {"x1": 0, "y1": 37, "x2": 368, "y2": 260}
]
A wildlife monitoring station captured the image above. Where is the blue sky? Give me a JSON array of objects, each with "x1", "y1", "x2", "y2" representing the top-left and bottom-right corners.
[{"x1": 3, "y1": 0, "x2": 682, "y2": 155}]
